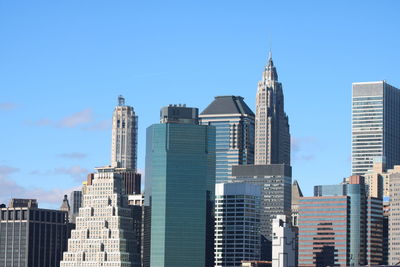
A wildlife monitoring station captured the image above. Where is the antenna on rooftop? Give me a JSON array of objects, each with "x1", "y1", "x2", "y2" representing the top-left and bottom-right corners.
[{"x1": 118, "y1": 95, "x2": 125, "y2": 106}]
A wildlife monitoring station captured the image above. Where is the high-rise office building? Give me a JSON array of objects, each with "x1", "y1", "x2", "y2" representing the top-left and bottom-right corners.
[
  {"x1": 0, "y1": 198, "x2": 71, "y2": 267},
  {"x1": 271, "y1": 215, "x2": 296, "y2": 267},
  {"x1": 200, "y1": 96, "x2": 255, "y2": 183},
  {"x1": 389, "y1": 171, "x2": 400, "y2": 265},
  {"x1": 352, "y1": 81, "x2": 400, "y2": 175},
  {"x1": 60, "y1": 167, "x2": 138, "y2": 267},
  {"x1": 363, "y1": 160, "x2": 400, "y2": 198},
  {"x1": 231, "y1": 164, "x2": 292, "y2": 261},
  {"x1": 298, "y1": 195, "x2": 350, "y2": 266},
  {"x1": 144, "y1": 105, "x2": 215, "y2": 267},
  {"x1": 111, "y1": 95, "x2": 138, "y2": 170},
  {"x1": 298, "y1": 176, "x2": 383, "y2": 266},
  {"x1": 214, "y1": 183, "x2": 261, "y2": 267},
  {"x1": 255, "y1": 53, "x2": 290, "y2": 165},
  {"x1": 69, "y1": 190, "x2": 82, "y2": 224}
]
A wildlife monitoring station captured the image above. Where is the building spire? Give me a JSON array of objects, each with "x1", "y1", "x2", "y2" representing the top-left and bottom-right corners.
[{"x1": 264, "y1": 50, "x2": 278, "y2": 81}]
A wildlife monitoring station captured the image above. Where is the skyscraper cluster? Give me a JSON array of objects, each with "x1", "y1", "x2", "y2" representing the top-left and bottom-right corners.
[{"x1": 1, "y1": 52, "x2": 400, "y2": 267}]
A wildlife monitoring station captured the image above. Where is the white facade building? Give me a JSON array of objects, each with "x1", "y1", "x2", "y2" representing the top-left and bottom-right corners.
[
  {"x1": 60, "y1": 167, "x2": 138, "y2": 267},
  {"x1": 111, "y1": 95, "x2": 138, "y2": 170},
  {"x1": 272, "y1": 215, "x2": 296, "y2": 267},
  {"x1": 214, "y1": 183, "x2": 261, "y2": 267}
]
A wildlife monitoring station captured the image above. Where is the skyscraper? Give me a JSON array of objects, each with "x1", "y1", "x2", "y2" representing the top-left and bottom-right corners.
[
  {"x1": 144, "y1": 104, "x2": 215, "y2": 267},
  {"x1": 214, "y1": 183, "x2": 261, "y2": 267},
  {"x1": 60, "y1": 167, "x2": 138, "y2": 267},
  {"x1": 271, "y1": 215, "x2": 296, "y2": 267},
  {"x1": 0, "y1": 198, "x2": 71, "y2": 267},
  {"x1": 255, "y1": 53, "x2": 290, "y2": 165},
  {"x1": 69, "y1": 190, "x2": 82, "y2": 224},
  {"x1": 111, "y1": 95, "x2": 138, "y2": 170},
  {"x1": 200, "y1": 95, "x2": 255, "y2": 183},
  {"x1": 298, "y1": 176, "x2": 383, "y2": 266},
  {"x1": 352, "y1": 81, "x2": 400, "y2": 175},
  {"x1": 231, "y1": 164, "x2": 292, "y2": 261}
]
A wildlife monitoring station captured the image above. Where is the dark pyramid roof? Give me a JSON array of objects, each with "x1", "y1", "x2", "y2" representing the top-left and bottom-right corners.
[
  {"x1": 200, "y1": 96, "x2": 254, "y2": 116},
  {"x1": 292, "y1": 180, "x2": 304, "y2": 205}
]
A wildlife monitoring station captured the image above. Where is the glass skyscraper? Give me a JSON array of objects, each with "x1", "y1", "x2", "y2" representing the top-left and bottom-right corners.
[
  {"x1": 200, "y1": 95, "x2": 254, "y2": 184},
  {"x1": 352, "y1": 81, "x2": 400, "y2": 175},
  {"x1": 144, "y1": 105, "x2": 215, "y2": 267}
]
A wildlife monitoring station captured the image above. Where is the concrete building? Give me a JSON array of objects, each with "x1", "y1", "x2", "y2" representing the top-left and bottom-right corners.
[
  {"x1": 60, "y1": 167, "x2": 138, "y2": 267},
  {"x1": 291, "y1": 180, "x2": 303, "y2": 227},
  {"x1": 389, "y1": 171, "x2": 400, "y2": 265},
  {"x1": 255, "y1": 52, "x2": 290, "y2": 165},
  {"x1": 111, "y1": 95, "x2": 138, "y2": 170},
  {"x1": 0, "y1": 198, "x2": 71, "y2": 267},
  {"x1": 383, "y1": 198, "x2": 390, "y2": 265},
  {"x1": 144, "y1": 105, "x2": 215, "y2": 267},
  {"x1": 352, "y1": 81, "x2": 400, "y2": 175},
  {"x1": 271, "y1": 215, "x2": 296, "y2": 267},
  {"x1": 231, "y1": 164, "x2": 292, "y2": 261},
  {"x1": 128, "y1": 194, "x2": 144, "y2": 267},
  {"x1": 200, "y1": 96, "x2": 255, "y2": 184},
  {"x1": 363, "y1": 161, "x2": 400, "y2": 198},
  {"x1": 214, "y1": 183, "x2": 261, "y2": 267},
  {"x1": 69, "y1": 190, "x2": 82, "y2": 224}
]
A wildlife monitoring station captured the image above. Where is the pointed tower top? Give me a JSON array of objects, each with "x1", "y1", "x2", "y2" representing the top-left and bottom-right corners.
[
  {"x1": 60, "y1": 194, "x2": 70, "y2": 212},
  {"x1": 264, "y1": 50, "x2": 278, "y2": 81}
]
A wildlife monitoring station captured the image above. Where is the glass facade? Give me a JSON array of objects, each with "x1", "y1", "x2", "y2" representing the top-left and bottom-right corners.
[
  {"x1": 352, "y1": 81, "x2": 400, "y2": 175},
  {"x1": 145, "y1": 123, "x2": 215, "y2": 267},
  {"x1": 214, "y1": 183, "x2": 261, "y2": 267},
  {"x1": 298, "y1": 196, "x2": 349, "y2": 267},
  {"x1": 200, "y1": 96, "x2": 255, "y2": 184}
]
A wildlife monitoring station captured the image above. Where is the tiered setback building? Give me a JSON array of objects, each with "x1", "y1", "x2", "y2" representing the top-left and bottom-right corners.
[
  {"x1": 255, "y1": 53, "x2": 290, "y2": 165},
  {"x1": 352, "y1": 81, "x2": 400, "y2": 175},
  {"x1": 60, "y1": 167, "x2": 138, "y2": 267},
  {"x1": 144, "y1": 105, "x2": 215, "y2": 267},
  {"x1": 0, "y1": 199, "x2": 70, "y2": 267},
  {"x1": 200, "y1": 96, "x2": 255, "y2": 184},
  {"x1": 214, "y1": 183, "x2": 261, "y2": 266}
]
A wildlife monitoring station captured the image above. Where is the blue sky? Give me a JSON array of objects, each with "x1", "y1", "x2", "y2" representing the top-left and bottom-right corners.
[{"x1": 1, "y1": 0, "x2": 399, "y2": 208}]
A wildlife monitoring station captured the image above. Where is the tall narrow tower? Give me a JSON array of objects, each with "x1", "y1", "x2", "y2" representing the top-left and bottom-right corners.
[
  {"x1": 255, "y1": 53, "x2": 290, "y2": 165},
  {"x1": 111, "y1": 95, "x2": 138, "y2": 170}
]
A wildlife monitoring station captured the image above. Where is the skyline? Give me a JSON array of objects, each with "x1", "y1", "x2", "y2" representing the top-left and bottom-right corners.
[{"x1": 1, "y1": 1, "x2": 400, "y2": 208}]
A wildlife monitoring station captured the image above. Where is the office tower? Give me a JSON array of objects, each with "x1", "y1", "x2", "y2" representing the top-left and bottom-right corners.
[
  {"x1": 144, "y1": 105, "x2": 215, "y2": 267},
  {"x1": 366, "y1": 197, "x2": 383, "y2": 265},
  {"x1": 313, "y1": 176, "x2": 367, "y2": 266},
  {"x1": 298, "y1": 195, "x2": 350, "y2": 266},
  {"x1": 271, "y1": 215, "x2": 296, "y2": 267},
  {"x1": 299, "y1": 176, "x2": 383, "y2": 266},
  {"x1": 111, "y1": 95, "x2": 138, "y2": 170},
  {"x1": 389, "y1": 171, "x2": 400, "y2": 265},
  {"x1": 291, "y1": 180, "x2": 303, "y2": 227},
  {"x1": 255, "y1": 52, "x2": 290, "y2": 165},
  {"x1": 214, "y1": 183, "x2": 261, "y2": 267},
  {"x1": 128, "y1": 194, "x2": 144, "y2": 267},
  {"x1": 352, "y1": 81, "x2": 400, "y2": 175},
  {"x1": 60, "y1": 167, "x2": 138, "y2": 267},
  {"x1": 383, "y1": 199, "x2": 390, "y2": 265},
  {"x1": 200, "y1": 96, "x2": 255, "y2": 183},
  {"x1": 69, "y1": 190, "x2": 82, "y2": 224},
  {"x1": 231, "y1": 164, "x2": 292, "y2": 260},
  {"x1": 0, "y1": 198, "x2": 70, "y2": 267},
  {"x1": 363, "y1": 160, "x2": 400, "y2": 198}
]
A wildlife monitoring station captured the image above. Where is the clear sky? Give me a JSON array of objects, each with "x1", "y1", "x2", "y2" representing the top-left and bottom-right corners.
[{"x1": 1, "y1": 0, "x2": 399, "y2": 208}]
